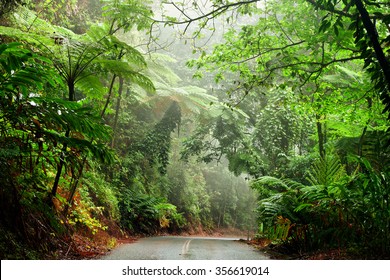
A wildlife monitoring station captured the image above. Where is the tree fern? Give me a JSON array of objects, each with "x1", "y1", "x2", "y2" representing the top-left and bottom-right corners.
[
  {"x1": 147, "y1": 83, "x2": 218, "y2": 115},
  {"x1": 143, "y1": 53, "x2": 218, "y2": 116},
  {"x1": 146, "y1": 53, "x2": 182, "y2": 85},
  {"x1": 86, "y1": 25, "x2": 148, "y2": 69}
]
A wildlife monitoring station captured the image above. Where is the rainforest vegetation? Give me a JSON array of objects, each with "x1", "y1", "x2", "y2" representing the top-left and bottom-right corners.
[{"x1": 0, "y1": 0, "x2": 389, "y2": 259}]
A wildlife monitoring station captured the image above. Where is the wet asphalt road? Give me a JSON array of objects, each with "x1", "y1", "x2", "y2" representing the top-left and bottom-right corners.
[{"x1": 101, "y1": 236, "x2": 269, "y2": 260}]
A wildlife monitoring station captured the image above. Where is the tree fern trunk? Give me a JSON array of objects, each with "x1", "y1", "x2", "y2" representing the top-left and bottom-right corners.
[
  {"x1": 68, "y1": 80, "x2": 76, "y2": 102},
  {"x1": 51, "y1": 79, "x2": 75, "y2": 199}
]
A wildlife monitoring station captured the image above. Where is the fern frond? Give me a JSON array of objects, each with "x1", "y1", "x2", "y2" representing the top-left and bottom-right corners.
[
  {"x1": 146, "y1": 53, "x2": 182, "y2": 86},
  {"x1": 127, "y1": 71, "x2": 155, "y2": 94},
  {"x1": 299, "y1": 185, "x2": 328, "y2": 202},
  {"x1": 95, "y1": 59, "x2": 155, "y2": 93},
  {"x1": 252, "y1": 176, "x2": 303, "y2": 191},
  {"x1": 12, "y1": 6, "x2": 77, "y2": 38},
  {"x1": 306, "y1": 154, "x2": 345, "y2": 186},
  {"x1": 0, "y1": 25, "x2": 53, "y2": 46},
  {"x1": 143, "y1": 84, "x2": 217, "y2": 115},
  {"x1": 75, "y1": 74, "x2": 107, "y2": 98}
]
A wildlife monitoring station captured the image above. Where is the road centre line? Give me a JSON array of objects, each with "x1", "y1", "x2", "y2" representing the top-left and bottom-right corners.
[{"x1": 181, "y1": 239, "x2": 192, "y2": 255}]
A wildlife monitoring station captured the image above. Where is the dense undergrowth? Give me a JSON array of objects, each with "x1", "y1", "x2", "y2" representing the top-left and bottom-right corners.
[{"x1": 250, "y1": 146, "x2": 390, "y2": 259}]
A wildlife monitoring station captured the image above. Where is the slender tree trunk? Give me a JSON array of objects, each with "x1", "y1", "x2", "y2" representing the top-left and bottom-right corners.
[
  {"x1": 101, "y1": 74, "x2": 117, "y2": 118},
  {"x1": 217, "y1": 206, "x2": 222, "y2": 228},
  {"x1": 51, "y1": 129, "x2": 70, "y2": 198},
  {"x1": 358, "y1": 97, "x2": 372, "y2": 156},
  {"x1": 68, "y1": 80, "x2": 76, "y2": 102},
  {"x1": 51, "y1": 79, "x2": 76, "y2": 199},
  {"x1": 316, "y1": 114, "x2": 326, "y2": 159},
  {"x1": 62, "y1": 46, "x2": 124, "y2": 206},
  {"x1": 63, "y1": 74, "x2": 119, "y2": 210},
  {"x1": 63, "y1": 156, "x2": 88, "y2": 215},
  {"x1": 111, "y1": 76, "x2": 124, "y2": 149}
]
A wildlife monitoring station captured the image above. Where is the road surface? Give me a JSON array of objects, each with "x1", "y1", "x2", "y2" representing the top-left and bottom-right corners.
[{"x1": 101, "y1": 236, "x2": 269, "y2": 260}]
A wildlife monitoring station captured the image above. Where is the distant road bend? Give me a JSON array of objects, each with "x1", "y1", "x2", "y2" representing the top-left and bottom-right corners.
[{"x1": 101, "y1": 236, "x2": 269, "y2": 260}]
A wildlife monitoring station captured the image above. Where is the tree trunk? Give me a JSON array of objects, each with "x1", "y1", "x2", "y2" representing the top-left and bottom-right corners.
[
  {"x1": 62, "y1": 73, "x2": 119, "y2": 210},
  {"x1": 354, "y1": 0, "x2": 390, "y2": 88},
  {"x1": 358, "y1": 97, "x2": 372, "y2": 156},
  {"x1": 354, "y1": 0, "x2": 390, "y2": 120},
  {"x1": 63, "y1": 156, "x2": 87, "y2": 216},
  {"x1": 101, "y1": 74, "x2": 117, "y2": 118},
  {"x1": 316, "y1": 114, "x2": 326, "y2": 159},
  {"x1": 51, "y1": 129, "x2": 70, "y2": 198},
  {"x1": 68, "y1": 80, "x2": 76, "y2": 102},
  {"x1": 51, "y1": 78, "x2": 76, "y2": 199},
  {"x1": 111, "y1": 76, "x2": 124, "y2": 149}
]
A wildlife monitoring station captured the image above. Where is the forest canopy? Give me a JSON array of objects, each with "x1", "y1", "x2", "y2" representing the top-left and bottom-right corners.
[{"x1": 0, "y1": 0, "x2": 389, "y2": 259}]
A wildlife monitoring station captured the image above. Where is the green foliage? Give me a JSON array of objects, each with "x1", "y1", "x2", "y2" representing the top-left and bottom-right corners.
[
  {"x1": 181, "y1": 107, "x2": 250, "y2": 167},
  {"x1": 181, "y1": 89, "x2": 313, "y2": 178},
  {"x1": 22, "y1": 0, "x2": 100, "y2": 33},
  {"x1": 252, "y1": 148, "x2": 390, "y2": 255},
  {"x1": 202, "y1": 162, "x2": 257, "y2": 230},
  {"x1": 167, "y1": 156, "x2": 212, "y2": 230},
  {"x1": 67, "y1": 204, "x2": 108, "y2": 235},
  {"x1": 306, "y1": 153, "x2": 347, "y2": 186},
  {"x1": 252, "y1": 176, "x2": 301, "y2": 226},
  {"x1": 1, "y1": 0, "x2": 389, "y2": 260},
  {"x1": 0, "y1": 42, "x2": 60, "y2": 89},
  {"x1": 0, "y1": 40, "x2": 116, "y2": 255},
  {"x1": 81, "y1": 169, "x2": 120, "y2": 222},
  {"x1": 140, "y1": 101, "x2": 182, "y2": 175},
  {"x1": 101, "y1": 0, "x2": 153, "y2": 33},
  {"x1": 0, "y1": 43, "x2": 63, "y2": 181},
  {"x1": 119, "y1": 189, "x2": 184, "y2": 234},
  {"x1": 352, "y1": 157, "x2": 390, "y2": 254}
]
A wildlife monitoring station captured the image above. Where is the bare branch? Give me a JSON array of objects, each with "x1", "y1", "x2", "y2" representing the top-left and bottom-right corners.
[
  {"x1": 305, "y1": 0, "x2": 354, "y2": 18},
  {"x1": 153, "y1": 0, "x2": 258, "y2": 29},
  {"x1": 231, "y1": 41, "x2": 306, "y2": 65}
]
